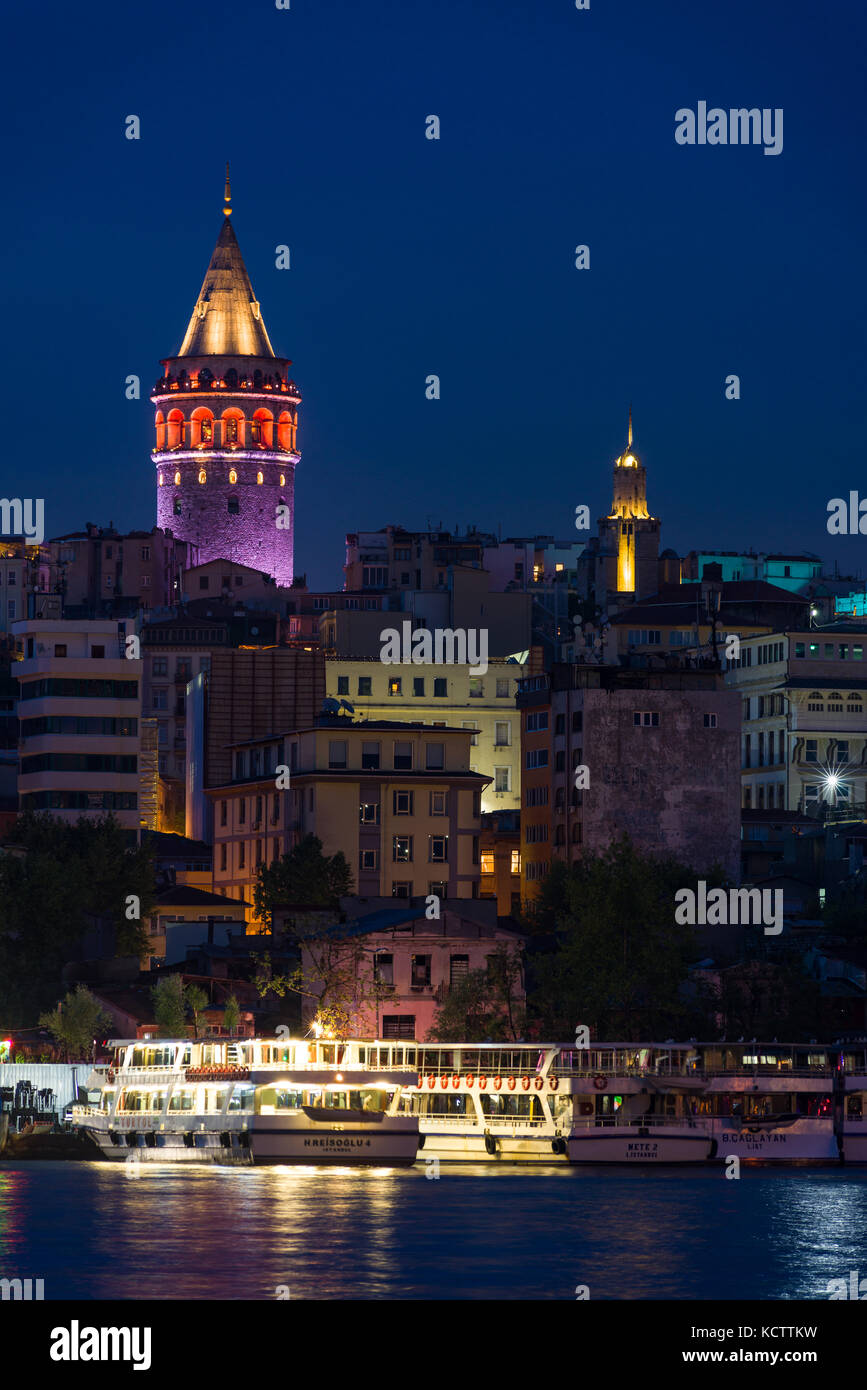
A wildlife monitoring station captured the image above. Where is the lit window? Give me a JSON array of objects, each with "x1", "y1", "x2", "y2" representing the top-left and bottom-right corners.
[
  {"x1": 174, "y1": 471, "x2": 181, "y2": 485},
  {"x1": 158, "y1": 473, "x2": 163, "y2": 486},
  {"x1": 510, "y1": 849, "x2": 520, "y2": 874},
  {"x1": 279, "y1": 474, "x2": 286, "y2": 487},
  {"x1": 480, "y1": 852, "x2": 494, "y2": 874},
  {"x1": 229, "y1": 469, "x2": 238, "y2": 484},
  {"x1": 555, "y1": 562, "x2": 564, "y2": 572},
  {"x1": 257, "y1": 471, "x2": 264, "y2": 485},
  {"x1": 198, "y1": 469, "x2": 207, "y2": 484}
]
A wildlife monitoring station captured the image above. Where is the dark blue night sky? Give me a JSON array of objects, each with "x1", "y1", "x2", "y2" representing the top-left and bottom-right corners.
[{"x1": 4, "y1": 0, "x2": 865, "y2": 588}]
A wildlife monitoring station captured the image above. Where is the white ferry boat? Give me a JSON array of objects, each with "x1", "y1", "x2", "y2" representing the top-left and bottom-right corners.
[
  {"x1": 697, "y1": 1044, "x2": 838, "y2": 1165},
  {"x1": 835, "y1": 1042, "x2": 867, "y2": 1163},
  {"x1": 70, "y1": 1037, "x2": 419, "y2": 1166}
]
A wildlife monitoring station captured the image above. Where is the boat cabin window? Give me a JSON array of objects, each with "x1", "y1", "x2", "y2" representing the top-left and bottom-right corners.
[
  {"x1": 479, "y1": 1095, "x2": 545, "y2": 1119},
  {"x1": 118, "y1": 1090, "x2": 167, "y2": 1113},
  {"x1": 130, "y1": 1046, "x2": 175, "y2": 1068},
  {"x1": 227, "y1": 1086, "x2": 254, "y2": 1113},
  {"x1": 168, "y1": 1091, "x2": 195, "y2": 1112}
]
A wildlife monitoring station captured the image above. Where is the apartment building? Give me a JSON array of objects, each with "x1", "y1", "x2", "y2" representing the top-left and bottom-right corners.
[
  {"x1": 324, "y1": 656, "x2": 524, "y2": 812},
  {"x1": 13, "y1": 619, "x2": 143, "y2": 833},
  {"x1": 52, "y1": 524, "x2": 196, "y2": 616},
  {"x1": 725, "y1": 622, "x2": 867, "y2": 813},
  {"x1": 207, "y1": 719, "x2": 486, "y2": 913},
  {"x1": 517, "y1": 662, "x2": 741, "y2": 899}
]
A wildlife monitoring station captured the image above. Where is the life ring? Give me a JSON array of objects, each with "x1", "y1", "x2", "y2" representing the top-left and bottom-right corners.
[
  {"x1": 493, "y1": 1076, "x2": 503, "y2": 1091},
  {"x1": 548, "y1": 1076, "x2": 559, "y2": 1090},
  {"x1": 478, "y1": 1075, "x2": 487, "y2": 1090},
  {"x1": 521, "y1": 1075, "x2": 531, "y2": 1091},
  {"x1": 440, "y1": 1076, "x2": 449, "y2": 1090},
  {"x1": 507, "y1": 1076, "x2": 516, "y2": 1091},
  {"x1": 417, "y1": 1073, "x2": 424, "y2": 1089},
  {"x1": 593, "y1": 1075, "x2": 607, "y2": 1091},
  {"x1": 580, "y1": 1102, "x2": 593, "y2": 1116},
  {"x1": 451, "y1": 1074, "x2": 461, "y2": 1089},
  {"x1": 465, "y1": 1074, "x2": 474, "y2": 1088},
  {"x1": 534, "y1": 1076, "x2": 544, "y2": 1091},
  {"x1": 427, "y1": 1075, "x2": 436, "y2": 1089}
]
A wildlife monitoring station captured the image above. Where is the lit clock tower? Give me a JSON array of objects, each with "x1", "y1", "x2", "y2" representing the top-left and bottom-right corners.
[
  {"x1": 597, "y1": 408, "x2": 660, "y2": 603},
  {"x1": 152, "y1": 169, "x2": 300, "y2": 587}
]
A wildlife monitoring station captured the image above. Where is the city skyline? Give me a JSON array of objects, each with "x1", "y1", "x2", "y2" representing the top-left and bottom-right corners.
[{"x1": 4, "y1": 0, "x2": 865, "y2": 588}]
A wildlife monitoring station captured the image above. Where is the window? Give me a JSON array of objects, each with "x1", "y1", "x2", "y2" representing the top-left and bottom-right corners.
[
  {"x1": 555, "y1": 714, "x2": 565, "y2": 735},
  {"x1": 220, "y1": 799, "x2": 227, "y2": 827},
  {"x1": 836, "y1": 741, "x2": 849, "y2": 763},
  {"x1": 394, "y1": 741, "x2": 413, "y2": 770},
  {"x1": 358, "y1": 676, "x2": 372, "y2": 696},
  {"x1": 570, "y1": 712, "x2": 582, "y2": 735},
  {"x1": 328, "y1": 740, "x2": 347, "y2": 769},
  {"x1": 495, "y1": 767, "x2": 511, "y2": 793},
  {"x1": 555, "y1": 751, "x2": 566, "y2": 772},
  {"x1": 391, "y1": 882, "x2": 412, "y2": 899},
  {"x1": 393, "y1": 836, "x2": 413, "y2": 862},
  {"x1": 526, "y1": 711, "x2": 549, "y2": 732},
  {"x1": 239, "y1": 842, "x2": 246, "y2": 869},
  {"x1": 393, "y1": 790, "x2": 414, "y2": 815},
  {"x1": 388, "y1": 677, "x2": 402, "y2": 696},
  {"x1": 704, "y1": 713, "x2": 718, "y2": 728},
  {"x1": 634, "y1": 711, "x2": 659, "y2": 727},
  {"x1": 337, "y1": 676, "x2": 349, "y2": 695},
  {"x1": 227, "y1": 496, "x2": 239, "y2": 514},
  {"x1": 382, "y1": 1015, "x2": 415, "y2": 1039},
  {"x1": 54, "y1": 644, "x2": 67, "y2": 658},
  {"x1": 426, "y1": 743, "x2": 444, "y2": 770},
  {"x1": 361, "y1": 741, "x2": 380, "y2": 770},
  {"x1": 828, "y1": 692, "x2": 844, "y2": 713},
  {"x1": 510, "y1": 849, "x2": 520, "y2": 873},
  {"x1": 825, "y1": 644, "x2": 834, "y2": 659},
  {"x1": 220, "y1": 843, "x2": 227, "y2": 871},
  {"x1": 429, "y1": 881, "x2": 447, "y2": 899},
  {"x1": 434, "y1": 678, "x2": 448, "y2": 697},
  {"x1": 496, "y1": 678, "x2": 510, "y2": 698},
  {"x1": 360, "y1": 849, "x2": 379, "y2": 871},
  {"x1": 805, "y1": 740, "x2": 818, "y2": 763},
  {"x1": 462, "y1": 721, "x2": 479, "y2": 746},
  {"x1": 450, "y1": 955, "x2": 469, "y2": 987},
  {"x1": 526, "y1": 749, "x2": 549, "y2": 769},
  {"x1": 430, "y1": 791, "x2": 447, "y2": 815},
  {"x1": 152, "y1": 689, "x2": 167, "y2": 710},
  {"x1": 495, "y1": 721, "x2": 511, "y2": 746},
  {"x1": 429, "y1": 835, "x2": 448, "y2": 863},
  {"x1": 363, "y1": 566, "x2": 388, "y2": 588},
  {"x1": 413, "y1": 677, "x2": 425, "y2": 697},
  {"x1": 469, "y1": 677, "x2": 484, "y2": 698},
  {"x1": 374, "y1": 953, "x2": 393, "y2": 984},
  {"x1": 360, "y1": 802, "x2": 380, "y2": 824},
  {"x1": 807, "y1": 692, "x2": 824, "y2": 712},
  {"x1": 411, "y1": 955, "x2": 431, "y2": 988},
  {"x1": 239, "y1": 799, "x2": 246, "y2": 824}
]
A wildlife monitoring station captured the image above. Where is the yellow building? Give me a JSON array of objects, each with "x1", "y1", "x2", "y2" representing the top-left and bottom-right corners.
[
  {"x1": 207, "y1": 718, "x2": 488, "y2": 914},
  {"x1": 325, "y1": 656, "x2": 524, "y2": 813}
]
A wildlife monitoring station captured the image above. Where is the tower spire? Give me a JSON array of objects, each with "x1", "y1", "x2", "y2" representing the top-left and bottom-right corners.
[
  {"x1": 628, "y1": 403, "x2": 633, "y2": 449},
  {"x1": 223, "y1": 162, "x2": 232, "y2": 218}
]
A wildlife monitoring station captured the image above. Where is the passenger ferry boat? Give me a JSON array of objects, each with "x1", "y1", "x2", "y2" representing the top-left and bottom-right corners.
[
  {"x1": 70, "y1": 1037, "x2": 419, "y2": 1166},
  {"x1": 697, "y1": 1045, "x2": 838, "y2": 1164},
  {"x1": 836, "y1": 1042, "x2": 867, "y2": 1163}
]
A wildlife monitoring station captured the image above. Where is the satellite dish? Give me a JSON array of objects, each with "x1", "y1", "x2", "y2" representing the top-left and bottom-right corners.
[
  {"x1": 339, "y1": 699, "x2": 355, "y2": 716},
  {"x1": 321, "y1": 697, "x2": 340, "y2": 716}
]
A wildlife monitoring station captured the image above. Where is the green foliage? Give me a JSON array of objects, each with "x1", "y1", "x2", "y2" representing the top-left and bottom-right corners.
[
  {"x1": 0, "y1": 814, "x2": 155, "y2": 1025},
  {"x1": 223, "y1": 993, "x2": 241, "y2": 1033},
  {"x1": 39, "y1": 985, "x2": 109, "y2": 1062},
  {"x1": 185, "y1": 984, "x2": 209, "y2": 1038},
  {"x1": 253, "y1": 835, "x2": 353, "y2": 926},
  {"x1": 151, "y1": 975, "x2": 187, "y2": 1038},
  {"x1": 428, "y1": 944, "x2": 526, "y2": 1042},
  {"x1": 526, "y1": 837, "x2": 726, "y2": 1041}
]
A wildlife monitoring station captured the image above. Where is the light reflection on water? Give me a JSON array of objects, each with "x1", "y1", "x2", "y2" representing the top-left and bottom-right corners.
[{"x1": 1, "y1": 1162, "x2": 866, "y2": 1300}]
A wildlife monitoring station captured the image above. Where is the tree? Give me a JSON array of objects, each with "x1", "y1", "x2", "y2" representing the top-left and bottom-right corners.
[
  {"x1": 252, "y1": 943, "x2": 394, "y2": 1040},
  {"x1": 428, "y1": 944, "x2": 526, "y2": 1042},
  {"x1": 151, "y1": 975, "x2": 187, "y2": 1038},
  {"x1": 253, "y1": 834, "x2": 353, "y2": 928},
  {"x1": 185, "y1": 985, "x2": 209, "y2": 1039},
  {"x1": 525, "y1": 837, "x2": 725, "y2": 1041},
  {"x1": 39, "y1": 986, "x2": 109, "y2": 1062},
  {"x1": 223, "y1": 993, "x2": 240, "y2": 1034}
]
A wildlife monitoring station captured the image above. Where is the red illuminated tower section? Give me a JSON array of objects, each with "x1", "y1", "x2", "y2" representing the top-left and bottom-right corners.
[{"x1": 152, "y1": 171, "x2": 300, "y2": 587}]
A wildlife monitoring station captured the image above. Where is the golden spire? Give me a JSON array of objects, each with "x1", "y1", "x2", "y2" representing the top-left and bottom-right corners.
[
  {"x1": 223, "y1": 162, "x2": 232, "y2": 218},
  {"x1": 628, "y1": 403, "x2": 633, "y2": 449}
]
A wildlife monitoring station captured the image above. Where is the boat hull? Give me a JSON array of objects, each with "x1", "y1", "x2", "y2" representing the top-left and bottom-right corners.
[
  {"x1": 418, "y1": 1129, "x2": 569, "y2": 1162},
  {"x1": 708, "y1": 1118, "x2": 839, "y2": 1164},
  {"x1": 568, "y1": 1126, "x2": 714, "y2": 1163},
  {"x1": 250, "y1": 1115, "x2": 419, "y2": 1166}
]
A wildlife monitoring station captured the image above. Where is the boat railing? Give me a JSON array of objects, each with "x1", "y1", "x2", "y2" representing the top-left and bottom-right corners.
[{"x1": 570, "y1": 1114, "x2": 712, "y2": 1131}]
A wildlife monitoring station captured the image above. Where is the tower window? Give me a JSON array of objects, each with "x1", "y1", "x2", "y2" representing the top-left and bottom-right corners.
[
  {"x1": 201, "y1": 419, "x2": 212, "y2": 443},
  {"x1": 279, "y1": 474, "x2": 286, "y2": 487},
  {"x1": 227, "y1": 496, "x2": 240, "y2": 515},
  {"x1": 224, "y1": 417, "x2": 238, "y2": 444},
  {"x1": 158, "y1": 473, "x2": 163, "y2": 486},
  {"x1": 174, "y1": 471, "x2": 181, "y2": 486},
  {"x1": 198, "y1": 469, "x2": 207, "y2": 484},
  {"x1": 173, "y1": 498, "x2": 182, "y2": 516},
  {"x1": 256, "y1": 471, "x2": 264, "y2": 485},
  {"x1": 229, "y1": 468, "x2": 238, "y2": 485}
]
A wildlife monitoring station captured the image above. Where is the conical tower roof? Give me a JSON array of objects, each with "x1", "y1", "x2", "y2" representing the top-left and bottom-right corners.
[{"x1": 177, "y1": 216, "x2": 276, "y2": 359}]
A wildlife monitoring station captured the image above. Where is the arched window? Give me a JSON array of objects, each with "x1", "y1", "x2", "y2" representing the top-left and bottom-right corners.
[
  {"x1": 257, "y1": 471, "x2": 264, "y2": 485},
  {"x1": 252, "y1": 408, "x2": 273, "y2": 448},
  {"x1": 229, "y1": 468, "x2": 238, "y2": 485},
  {"x1": 828, "y1": 691, "x2": 844, "y2": 712},
  {"x1": 277, "y1": 411, "x2": 292, "y2": 450},
  {"x1": 198, "y1": 469, "x2": 207, "y2": 484},
  {"x1": 173, "y1": 498, "x2": 182, "y2": 516},
  {"x1": 174, "y1": 470, "x2": 181, "y2": 486},
  {"x1": 166, "y1": 409, "x2": 184, "y2": 449},
  {"x1": 158, "y1": 473, "x2": 164, "y2": 487},
  {"x1": 221, "y1": 408, "x2": 244, "y2": 447},
  {"x1": 155, "y1": 411, "x2": 165, "y2": 450},
  {"x1": 279, "y1": 473, "x2": 286, "y2": 487},
  {"x1": 191, "y1": 407, "x2": 215, "y2": 448},
  {"x1": 227, "y1": 496, "x2": 240, "y2": 515},
  {"x1": 225, "y1": 368, "x2": 238, "y2": 389}
]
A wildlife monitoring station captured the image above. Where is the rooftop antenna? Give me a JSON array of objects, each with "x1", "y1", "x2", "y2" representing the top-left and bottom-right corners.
[
  {"x1": 628, "y1": 403, "x2": 633, "y2": 448},
  {"x1": 223, "y1": 162, "x2": 232, "y2": 217}
]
